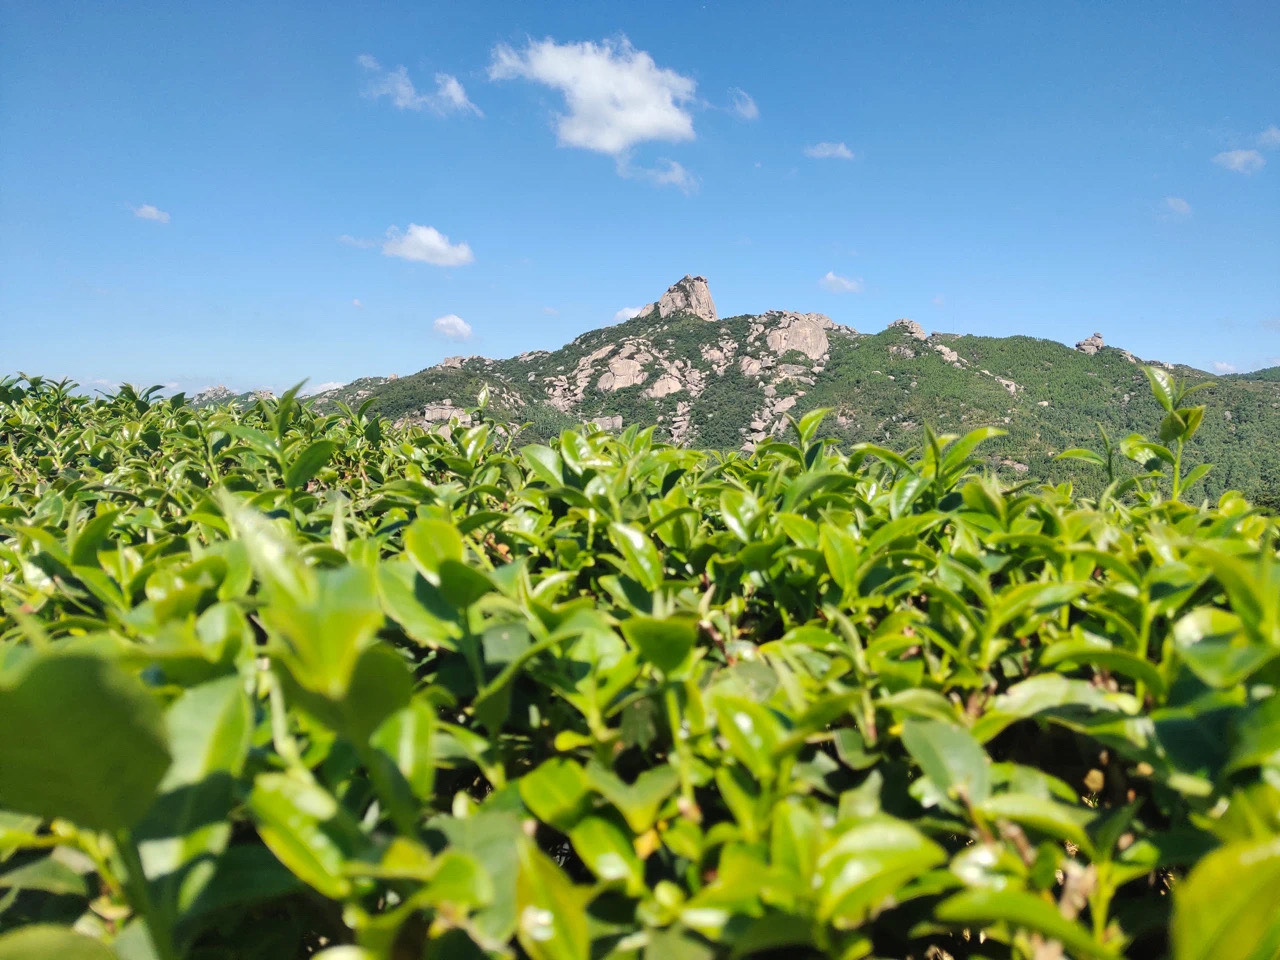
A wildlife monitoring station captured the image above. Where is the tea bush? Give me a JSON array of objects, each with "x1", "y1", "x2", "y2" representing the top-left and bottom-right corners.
[{"x1": 1, "y1": 371, "x2": 1278, "y2": 959}]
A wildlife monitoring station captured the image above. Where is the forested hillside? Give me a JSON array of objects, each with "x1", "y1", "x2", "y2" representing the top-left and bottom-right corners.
[{"x1": 242, "y1": 277, "x2": 1280, "y2": 505}]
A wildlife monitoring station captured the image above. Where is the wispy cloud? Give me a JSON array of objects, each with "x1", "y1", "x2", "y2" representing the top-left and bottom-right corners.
[
  {"x1": 1211, "y1": 361, "x2": 1237, "y2": 374},
  {"x1": 804, "y1": 141, "x2": 854, "y2": 160},
  {"x1": 358, "y1": 54, "x2": 481, "y2": 116},
  {"x1": 932, "y1": 294, "x2": 945, "y2": 307},
  {"x1": 613, "y1": 306, "x2": 645, "y2": 322},
  {"x1": 133, "y1": 204, "x2": 170, "y2": 223},
  {"x1": 433, "y1": 314, "x2": 472, "y2": 340},
  {"x1": 1257, "y1": 125, "x2": 1280, "y2": 149},
  {"x1": 542, "y1": 306, "x2": 559, "y2": 315},
  {"x1": 1164, "y1": 196, "x2": 1192, "y2": 216},
  {"x1": 352, "y1": 298, "x2": 363, "y2": 308},
  {"x1": 728, "y1": 87, "x2": 758, "y2": 120},
  {"x1": 1212, "y1": 149, "x2": 1265, "y2": 174},
  {"x1": 338, "y1": 234, "x2": 375, "y2": 248},
  {"x1": 382, "y1": 224, "x2": 474, "y2": 266},
  {"x1": 820, "y1": 271, "x2": 863, "y2": 293},
  {"x1": 1260, "y1": 318, "x2": 1280, "y2": 333},
  {"x1": 301, "y1": 381, "x2": 347, "y2": 396},
  {"x1": 617, "y1": 157, "x2": 697, "y2": 193}
]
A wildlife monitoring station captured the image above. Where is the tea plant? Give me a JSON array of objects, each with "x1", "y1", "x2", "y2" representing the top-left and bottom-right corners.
[{"x1": 0, "y1": 371, "x2": 1278, "y2": 959}]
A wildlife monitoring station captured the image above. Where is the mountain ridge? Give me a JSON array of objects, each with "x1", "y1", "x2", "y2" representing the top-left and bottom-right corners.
[{"x1": 194, "y1": 275, "x2": 1280, "y2": 502}]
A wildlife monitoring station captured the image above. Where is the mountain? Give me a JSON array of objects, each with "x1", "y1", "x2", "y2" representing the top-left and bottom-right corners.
[{"x1": 202, "y1": 275, "x2": 1280, "y2": 503}]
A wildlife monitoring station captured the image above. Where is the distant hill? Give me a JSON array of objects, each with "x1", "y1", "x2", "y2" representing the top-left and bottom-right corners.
[
  {"x1": 1229, "y1": 366, "x2": 1280, "y2": 382},
  {"x1": 197, "y1": 275, "x2": 1280, "y2": 503}
]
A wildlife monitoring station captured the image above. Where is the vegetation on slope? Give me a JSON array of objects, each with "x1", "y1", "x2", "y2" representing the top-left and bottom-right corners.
[
  {"x1": 1228, "y1": 365, "x2": 1280, "y2": 383},
  {"x1": 307, "y1": 312, "x2": 1280, "y2": 505},
  {"x1": 2, "y1": 372, "x2": 1280, "y2": 959}
]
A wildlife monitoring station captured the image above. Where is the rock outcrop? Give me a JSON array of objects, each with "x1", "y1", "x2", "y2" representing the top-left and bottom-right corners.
[
  {"x1": 764, "y1": 311, "x2": 834, "y2": 361},
  {"x1": 646, "y1": 372, "x2": 683, "y2": 398},
  {"x1": 420, "y1": 400, "x2": 467, "y2": 422},
  {"x1": 193, "y1": 386, "x2": 235, "y2": 405},
  {"x1": 1075, "y1": 332, "x2": 1105, "y2": 355},
  {"x1": 598, "y1": 355, "x2": 647, "y2": 392},
  {"x1": 639, "y1": 275, "x2": 718, "y2": 322},
  {"x1": 889, "y1": 319, "x2": 927, "y2": 341}
]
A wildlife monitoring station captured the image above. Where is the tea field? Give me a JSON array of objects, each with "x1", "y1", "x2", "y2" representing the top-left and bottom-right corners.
[{"x1": 1, "y1": 371, "x2": 1278, "y2": 959}]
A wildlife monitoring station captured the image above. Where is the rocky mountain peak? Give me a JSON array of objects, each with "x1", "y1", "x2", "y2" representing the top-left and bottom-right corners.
[
  {"x1": 1075, "y1": 332, "x2": 1105, "y2": 355},
  {"x1": 638, "y1": 274, "x2": 718, "y2": 322}
]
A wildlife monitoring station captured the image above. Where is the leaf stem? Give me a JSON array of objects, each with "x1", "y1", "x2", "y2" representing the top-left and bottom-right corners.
[{"x1": 114, "y1": 829, "x2": 179, "y2": 960}]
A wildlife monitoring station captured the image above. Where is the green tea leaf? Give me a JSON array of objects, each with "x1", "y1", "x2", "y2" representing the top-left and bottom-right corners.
[
  {"x1": 0, "y1": 925, "x2": 117, "y2": 960},
  {"x1": 0, "y1": 654, "x2": 170, "y2": 831},
  {"x1": 901, "y1": 718, "x2": 991, "y2": 805},
  {"x1": 621, "y1": 615, "x2": 698, "y2": 676},
  {"x1": 1172, "y1": 835, "x2": 1280, "y2": 960},
  {"x1": 936, "y1": 888, "x2": 1119, "y2": 958},
  {"x1": 285, "y1": 439, "x2": 338, "y2": 490},
  {"x1": 515, "y1": 837, "x2": 590, "y2": 960},
  {"x1": 518, "y1": 758, "x2": 591, "y2": 832}
]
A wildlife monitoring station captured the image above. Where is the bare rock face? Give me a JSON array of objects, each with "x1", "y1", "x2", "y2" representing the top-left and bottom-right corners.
[
  {"x1": 597, "y1": 356, "x2": 647, "y2": 392},
  {"x1": 655, "y1": 275, "x2": 717, "y2": 322},
  {"x1": 421, "y1": 401, "x2": 464, "y2": 422},
  {"x1": 669, "y1": 401, "x2": 693, "y2": 445},
  {"x1": 933, "y1": 344, "x2": 962, "y2": 365},
  {"x1": 764, "y1": 311, "x2": 833, "y2": 361},
  {"x1": 1076, "y1": 332, "x2": 1105, "y2": 355},
  {"x1": 193, "y1": 385, "x2": 235, "y2": 405},
  {"x1": 646, "y1": 372, "x2": 683, "y2": 398},
  {"x1": 591, "y1": 415, "x2": 623, "y2": 431},
  {"x1": 889, "y1": 319, "x2": 927, "y2": 341}
]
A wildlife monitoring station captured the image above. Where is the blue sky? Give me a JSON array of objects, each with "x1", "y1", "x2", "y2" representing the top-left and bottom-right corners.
[{"x1": 2, "y1": 1, "x2": 1277, "y2": 394}]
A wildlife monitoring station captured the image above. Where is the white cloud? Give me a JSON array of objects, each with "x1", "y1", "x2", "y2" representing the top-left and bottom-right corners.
[
  {"x1": 358, "y1": 55, "x2": 481, "y2": 116},
  {"x1": 804, "y1": 141, "x2": 854, "y2": 160},
  {"x1": 932, "y1": 294, "x2": 945, "y2": 306},
  {"x1": 433, "y1": 314, "x2": 472, "y2": 340},
  {"x1": 1165, "y1": 196, "x2": 1192, "y2": 216},
  {"x1": 613, "y1": 305, "x2": 645, "y2": 322},
  {"x1": 618, "y1": 157, "x2": 697, "y2": 193},
  {"x1": 820, "y1": 271, "x2": 863, "y2": 293},
  {"x1": 1212, "y1": 149, "x2": 1265, "y2": 174},
  {"x1": 339, "y1": 234, "x2": 375, "y2": 248},
  {"x1": 1258, "y1": 125, "x2": 1280, "y2": 149},
  {"x1": 382, "y1": 224, "x2": 474, "y2": 266},
  {"x1": 133, "y1": 204, "x2": 170, "y2": 223},
  {"x1": 729, "y1": 87, "x2": 758, "y2": 120},
  {"x1": 302, "y1": 381, "x2": 347, "y2": 396},
  {"x1": 489, "y1": 37, "x2": 696, "y2": 155},
  {"x1": 1212, "y1": 361, "x2": 1237, "y2": 374},
  {"x1": 352, "y1": 298, "x2": 363, "y2": 308},
  {"x1": 542, "y1": 306, "x2": 559, "y2": 315}
]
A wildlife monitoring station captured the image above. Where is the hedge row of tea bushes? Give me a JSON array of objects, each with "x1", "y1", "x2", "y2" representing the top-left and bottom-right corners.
[{"x1": 1, "y1": 373, "x2": 1278, "y2": 959}]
